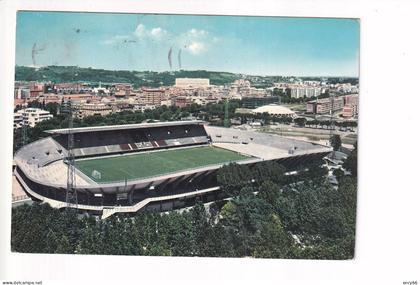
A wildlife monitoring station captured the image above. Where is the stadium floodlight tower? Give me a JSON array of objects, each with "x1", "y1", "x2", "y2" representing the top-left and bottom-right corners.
[
  {"x1": 20, "y1": 97, "x2": 28, "y2": 148},
  {"x1": 21, "y1": 116, "x2": 28, "y2": 148},
  {"x1": 64, "y1": 100, "x2": 78, "y2": 208},
  {"x1": 329, "y1": 93, "x2": 335, "y2": 138},
  {"x1": 329, "y1": 93, "x2": 336, "y2": 159},
  {"x1": 224, "y1": 98, "x2": 230, "y2": 128}
]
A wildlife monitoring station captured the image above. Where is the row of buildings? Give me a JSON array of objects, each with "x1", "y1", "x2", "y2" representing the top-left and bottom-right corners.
[
  {"x1": 12, "y1": 94, "x2": 358, "y2": 131},
  {"x1": 13, "y1": 77, "x2": 359, "y2": 128},
  {"x1": 14, "y1": 82, "x2": 93, "y2": 98},
  {"x1": 274, "y1": 81, "x2": 359, "y2": 99},
  {"x1": 228, "y1": 79, "x2": 269, "y2": 99},
  {"x1": 306, "y1": 94, "x2": 359, "y2": 117},
  {"x1": 15, "y1": 77, "x2": 359, "y2": 101},
  {"x1": 273, "y1": 83, "x2": 324, "y2": 99},
  {"x1": 14, "y1": 78, "x2": 273, "y2": 103},
  {"x1": 13, "y1": 78, "x2": 268, "y2": 122}
]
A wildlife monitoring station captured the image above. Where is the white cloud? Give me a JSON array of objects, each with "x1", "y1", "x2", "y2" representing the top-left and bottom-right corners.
[
  {"x1": 187, "y1": 28, "x2": 208, "y2": 37},
  {"x1": 150, "y1": 27, "x2": 167, "y2": 39},
  {"x1": 102, "y1": 25, "x2": 217, "y2": 57},
  {"x1": 134, "y1": 24, "x2": 147, "y2": 38},
  {"x1": 186, "y1": 41, "x2": 206, "y2": 55},
  {"x1": 133, "y1": 23, "x2": 167, "y2": 41},
  {"x1": 103, "y1": 23, "x2": 169, "y2": 45},
  {"x1": 177, "y1": 28, "x2": 211, "y2": 55}
]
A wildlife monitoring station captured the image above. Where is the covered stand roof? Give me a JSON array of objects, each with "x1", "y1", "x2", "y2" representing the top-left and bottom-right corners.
[
  {"x1": 252, "y1": 104, "x2": 295, "y2": 116},
  {"x1": 45, "y1": 120, "x2": 205, "y2": 134}
]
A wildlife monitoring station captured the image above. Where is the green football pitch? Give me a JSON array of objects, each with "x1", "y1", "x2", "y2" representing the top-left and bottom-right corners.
[{"x1": 75, "y1": 146, "x2": 249, "y2": 183}]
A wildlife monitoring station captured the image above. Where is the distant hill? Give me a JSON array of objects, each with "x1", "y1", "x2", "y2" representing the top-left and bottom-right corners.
[
  {"x1": 15, "y1": 66, "x2": 243, "y2": 88},
  {"x1": 15, "y1": 65, "x2": 358, "y2": 88}
]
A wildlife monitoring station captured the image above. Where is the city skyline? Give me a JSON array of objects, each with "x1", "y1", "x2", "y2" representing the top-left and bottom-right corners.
[{"x1": 16, "y1": 12, "x2": 359, "y2": 77}]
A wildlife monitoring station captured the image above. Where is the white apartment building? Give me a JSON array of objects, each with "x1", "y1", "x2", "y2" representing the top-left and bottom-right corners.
[
  {"x1": 14, "y1": 113, "x2": 23, "y2": 129},
  {"x1": 290, "y1": 87, "x2": 321, "y2": 98},
  {"x1": 175, "y1": 78, "x2": 210, "y2": 88},
  {"x1": 14, "y1": 108, "x2": 53, "y2": 129}
]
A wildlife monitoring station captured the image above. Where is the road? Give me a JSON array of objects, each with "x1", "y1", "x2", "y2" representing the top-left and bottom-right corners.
[{"x1": 235, "y1": 123, "x2": 358, "y2": 146}]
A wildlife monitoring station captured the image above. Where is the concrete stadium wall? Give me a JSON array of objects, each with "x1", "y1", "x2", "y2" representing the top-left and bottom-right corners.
[{"x1": 15, "y1": 151, "x2": 330, "y2": 210}]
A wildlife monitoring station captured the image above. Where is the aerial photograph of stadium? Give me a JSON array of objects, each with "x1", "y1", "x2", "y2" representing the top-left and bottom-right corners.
[{"x1": 11, "y1": 11, "x2": 359, "y2": 259}]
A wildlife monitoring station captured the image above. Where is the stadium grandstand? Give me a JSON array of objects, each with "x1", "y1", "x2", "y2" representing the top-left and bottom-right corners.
[{"x1": 13, "y1": 120, "x2": 332, "y2": 218}]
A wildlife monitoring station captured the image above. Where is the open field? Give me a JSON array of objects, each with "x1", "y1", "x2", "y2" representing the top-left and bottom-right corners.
[
  {"x1": 257, "y1": 124, "x2": 357, "y2": 145},
  {"x1": 75, "y1": 146, "x2": 249, "y2": 183}
]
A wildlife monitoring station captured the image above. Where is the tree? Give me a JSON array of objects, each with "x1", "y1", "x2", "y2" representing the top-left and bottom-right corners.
[
  {"x1": 77, "y1": 219, "x2": 104, "y2": 255},
  {"x1": 333, "y1": 168, "x2": 345, "y2": 181},
  {"x1": 330, "y1": 134, "x2": 342, "y2": 151},
  {"x1": 277, "y1": 180, "x2": 339, "y2": 236},
  {"x1": 217, "y1": 163, "x2": 252, "y2": 196},
  {"x1": 318, "y1": 205, "x2": 346, "y2": 239},
  {"x1": 257, "y1": 180, "x2": 281, "y2": 207},
  {"x1": 220, "y1": 187, "x2": 272, "y2": 256},
  {"x1": 159, "y1": 111, "x2": 172, "y2": 121},
  {"x1": 56, "y1": 235, "x2": 73, "y2": 254},
  {"x1": 338, "y1": 176, "x2": 358, "y2": 233},
  {"x1": 163, "y1": 212, "x2": 194, "y2": 256},
  {"x1": 205, "y1": 223, "x2": 235, "y2": 257},
  {"x1": 301, "y1": 162, "x2": 328, "y2": 182},
  {"x1": 293, "y1": 117, "x2": 307, "y2": 127},
  {"x1": 191, "y1": 202, "x2": 210, "y2": 256},
  {"x1": 261, "y1": 112, "x2": 271, "y2": 125},
  {"x1": 250, "y1": 161, "x2": 286, "y2": 185},
  {"x1": 45, "y1": 102, "x2": 60, "y2": 116},
  {"x1": 343, "y1": 142, "x2": 357, "y2": 178},
  {"x1": 252, "y1": 214, "x2": 295, "y2": 259}
]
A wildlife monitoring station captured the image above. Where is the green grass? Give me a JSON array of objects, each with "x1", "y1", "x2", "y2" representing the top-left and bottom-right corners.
[{"x1": 75, "y1": 146, "x2": 249, "y2": 183}]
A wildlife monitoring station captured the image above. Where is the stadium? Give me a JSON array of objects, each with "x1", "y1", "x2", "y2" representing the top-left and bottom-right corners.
[{"x1": 14, "y1": 121, "x2": 332, "y2": 218}]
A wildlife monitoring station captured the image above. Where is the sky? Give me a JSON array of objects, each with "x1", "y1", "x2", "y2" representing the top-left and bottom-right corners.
[{"x1": 15, "y1": 11, "x2": 359, "y2": 77}]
